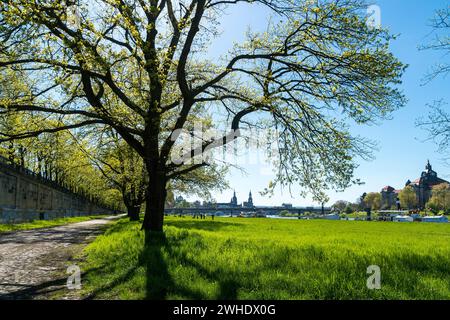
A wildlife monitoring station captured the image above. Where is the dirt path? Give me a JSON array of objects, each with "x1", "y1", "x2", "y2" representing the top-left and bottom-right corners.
[{"x1": 0, "y1": 215, "x2": 122, "y2": 300}]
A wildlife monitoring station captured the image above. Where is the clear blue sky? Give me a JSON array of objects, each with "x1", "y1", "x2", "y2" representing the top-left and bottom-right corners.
[{"x1": 185, "y1": 0, "x2": 450, "y2": 207}]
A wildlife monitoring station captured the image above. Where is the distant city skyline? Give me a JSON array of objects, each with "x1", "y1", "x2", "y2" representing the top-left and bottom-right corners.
[{"x1": 184, "y1": 0, "x2": 450, "y2": 207}]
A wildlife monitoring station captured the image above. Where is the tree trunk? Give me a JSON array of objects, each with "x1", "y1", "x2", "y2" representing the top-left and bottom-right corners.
[
  {"x1": 141, "y1": 170, "x2": 167, "y2": 232},
  {"x1": 126, "y1": 203, "x2": 141, "y2": 221},
  {"x1": 141, "y1": 107, "x2": 165, "y2": 232},
  {"x1": 123, "y1": 191, "x2": 142, "y2": 222}
]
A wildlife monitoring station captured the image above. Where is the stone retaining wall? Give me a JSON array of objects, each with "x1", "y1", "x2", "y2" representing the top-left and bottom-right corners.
[{"x1": 0, "y1": 158, "x2": 114, "y2": 224}]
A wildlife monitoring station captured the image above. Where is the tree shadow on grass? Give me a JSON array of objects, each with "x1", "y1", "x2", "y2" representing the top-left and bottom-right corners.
[
  {"x1": 152, "y1": 238, "x2": 450, "y2": 300},
  {"x1": 83, "y1": 218, "x2": 244, "y2": 299},
  {"x1": 83, "y1": 265, "x2": 140, "y2": 300},
  {"x1": 143, "y1": 232, "x2": 240, "y2": 300},
  {"x1": 82, "y1": 219, "x2": 450, "y2": 300},
  {"x1": 84, "y1": 231, "x2": 206, "y2": 300},
  {"x1": 143, "y1": 232, "x2": 206, "y2": 300}
]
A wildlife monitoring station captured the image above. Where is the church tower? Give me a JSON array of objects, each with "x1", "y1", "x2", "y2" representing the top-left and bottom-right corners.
[
  {"x1": 242, "y1": 190, "x2": 254, "y2": 208},
  {"x1": 230, "y1": 190, "x2": 238, "y2": 206},
  {"x1": 248, "y1": 191, "x2": 253, "y2": 207},
  {"x1": 421, "y1": 159, "x2": 437, "y2": 179},
  {"x1": 426, "y1": 160, "x2": 432, "y2": 172}
]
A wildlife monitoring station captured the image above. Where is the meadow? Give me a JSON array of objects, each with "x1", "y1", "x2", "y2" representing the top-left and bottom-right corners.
[{"x1": 79, "y1": 216, "x2": 450, "y2": 300}]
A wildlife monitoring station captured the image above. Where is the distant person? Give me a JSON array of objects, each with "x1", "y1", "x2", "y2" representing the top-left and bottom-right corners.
[{"x1": 212, "y1": 214, "x2": 215, "y2": 220}]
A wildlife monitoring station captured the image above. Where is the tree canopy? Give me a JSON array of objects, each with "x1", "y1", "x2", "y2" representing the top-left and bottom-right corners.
[
  {"x1": 427, "y1": 183, "x2": 450, "y2": 213},
  {"x1": 364, "y1": 192, "x2": 381, "y2": 211},
  {"x1": 398, "y1": 185, "x2": 417, "y2": 210}
]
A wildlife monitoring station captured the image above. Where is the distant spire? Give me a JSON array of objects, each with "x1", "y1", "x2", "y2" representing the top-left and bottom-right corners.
[
  {"x1": 248, "y1": 190, "x2": 253, "y2": 205},
  {"x1": 426, "y1": 159, "x2": 432, "y2": 171},
  {"x1": 231, "y1": 190, "x2": 237, "y2": 206}
]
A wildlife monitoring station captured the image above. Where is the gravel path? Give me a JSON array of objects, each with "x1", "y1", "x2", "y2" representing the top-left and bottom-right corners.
[{"x1": 0, "y1": 215, "x2": 122, "y2": 300}]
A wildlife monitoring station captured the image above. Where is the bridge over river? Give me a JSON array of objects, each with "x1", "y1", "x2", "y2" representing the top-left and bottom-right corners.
[{"x1": 165, "y1": 206, "x2": 332, "y2": 216}]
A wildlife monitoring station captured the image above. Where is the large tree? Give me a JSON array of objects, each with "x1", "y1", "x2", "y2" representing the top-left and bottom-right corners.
[
  {"x1": 398, "y1": 185, "x2": 417, "y2": 210},
  {"x1": 364, "y1": 192, "x2": 381, "y2": 211},
  {"x1": 427, "y1": 183, "x2": 450, "y2": 213},
  {"x1": 0, "y1": 0, "x2": 406, "y2": 232},
  {"x1": 332, "y1": 200, "x2": 349, "y2": 213}
]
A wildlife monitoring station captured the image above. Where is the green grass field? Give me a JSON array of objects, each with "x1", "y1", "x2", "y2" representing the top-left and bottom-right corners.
[
  {"x1": 79, "y1": 216, "x2": 450, "y2": 300},
  {"x1": 0, "y1": 215, "x2": 108, "y2": 233}
]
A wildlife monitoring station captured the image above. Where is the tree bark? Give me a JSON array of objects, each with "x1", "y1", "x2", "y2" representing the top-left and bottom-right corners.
[
  {"x1": 123, "y1": 189, "x2": 142, "y2": 221},
  {"x1": 126, "y1": 204, "x2": 141, "y2": 221},
  {"x1": 141, "y1": 168, "x2": 167, "y2": 232},
  {"x1": 141, "y1": 95, "x2": 165, "y2": 232}
]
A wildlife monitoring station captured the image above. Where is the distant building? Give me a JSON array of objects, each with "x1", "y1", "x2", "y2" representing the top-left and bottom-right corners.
[
  {"x1": 380, "y1": 186, "x2": 401, "y2": 209},
  {"x1": 405, "y1": 160, "x2": 449, "y2": 208},
  {"x1": 243, "y1": 191, "x2": 254, "y2": 208},
  {"x1": 282, "y1": 203, "x2": 293, "y2": 209},
  {"x1": 215, "y1": 190, "x2": 255, "y2": 208},
  {"x1": 216, "y1": 190, "x2": 241, "y2": 208},
  {"x1": 381, "y1": 161, "x2": 449, "y2": 209}
]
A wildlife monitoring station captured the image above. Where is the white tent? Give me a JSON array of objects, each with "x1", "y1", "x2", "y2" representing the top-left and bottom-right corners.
[
  {"x1": 324, "y1": 213, "x2": 340, "y2": 220},
  {"x1": 393, "y1": 215, "x2": 413, "y2": 222}
]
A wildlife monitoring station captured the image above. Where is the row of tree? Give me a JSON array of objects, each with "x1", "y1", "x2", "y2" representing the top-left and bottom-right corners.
[
  {"x1": 333, "y1": 183, "x2": 450, "y2": 214},
  {"x1": 0, "y1": 113, "x2": 123, "y2": 209}
]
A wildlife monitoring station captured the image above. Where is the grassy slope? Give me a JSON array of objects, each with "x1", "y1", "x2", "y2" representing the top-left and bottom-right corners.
[
  {"x1": 80, "y1": 216, "x2": 450, "y2": 300},
  {"x1": 0, "y1": 215, "x2": 108, "y2": 233}
]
